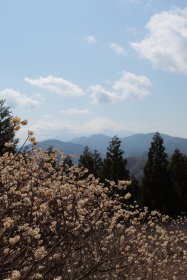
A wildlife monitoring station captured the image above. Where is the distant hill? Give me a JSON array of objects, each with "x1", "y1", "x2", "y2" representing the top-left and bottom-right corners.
[
  {"x1": 70, "y1": 134, "x2": 111, "y2": 155},
  {"x1": 26, "y1": 139, "x2": 85, "y2": 161},
  {"x1": 127, "y1": 154, "x2": 148, "y2": 180}
]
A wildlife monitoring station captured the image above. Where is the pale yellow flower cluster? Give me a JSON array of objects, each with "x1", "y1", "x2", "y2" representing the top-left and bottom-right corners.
[
  {"x1": 0, "y1": 124, "x2": 186, "y2": 279},
  {"x1": 34, "y1": 246, "x2": 47, "y2": 260},
  {"x1": 4, "y1": 142, "x2": 15, "y2": 148},
  {"x1": 9, "y1": 235, "x2": 20, "y2": 245},
  {"x1": 4, "y1": 270, "x2": 21, "y2": 280},
  {"x1": 124, "y1": 192, "x2": 131, "y2": 200},
  {"x1": 11, "y1": 116, "x2": 27, "y2": 132},
  {"x1": 4, "y1": 118, "x2": 37, "y2": 149},
  {"x1": 28, "y1": 131, "x2": 37, "y2": 146},
  {"x1": 3, "y1": 217, "x2": 14, "y2": 228}
]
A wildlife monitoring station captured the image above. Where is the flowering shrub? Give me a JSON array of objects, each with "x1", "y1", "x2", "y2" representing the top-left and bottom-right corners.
[{"x1": 0, "y1": 118, "x2": 186, "y2": 279}]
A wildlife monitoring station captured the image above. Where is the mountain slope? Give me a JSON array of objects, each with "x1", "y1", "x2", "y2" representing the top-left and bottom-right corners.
[
  {"x1": 70, "y1": 134, "x2": 112, "y2": 154},
  {"x1": 121, "y1": 133, "x2": 187, "y2": 157},
  {"x1": 27, "y1": 139, "x2": 85, "y2": 161}
]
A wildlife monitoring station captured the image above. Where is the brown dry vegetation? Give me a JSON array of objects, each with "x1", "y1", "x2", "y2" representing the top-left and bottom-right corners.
[{"x1": 0, "y1": 119, "x2": 186, "y2": 280}]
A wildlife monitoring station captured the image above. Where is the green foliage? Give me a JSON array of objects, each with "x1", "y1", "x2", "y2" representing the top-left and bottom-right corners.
[
  {"x1": 79, "y1": 146, "x2": 95, "y2": 173},
  {"x1": 169, "y1": 149, "x2": 187, "y2": 214},
  {"x1": 79, "y1": 146, "x2": 103, "y2": 178},
  {"x1": 0, "y1": 99, "x2": 18, "y2": 155},
  {"x1": 102, "y1": 135, "x2": 129, "y2": 182},
  {"x1": 141, "y1": 132, "x2": 174, "y2": 214},
  {"x1": 92, "y1": 149, "x2": 103, "y2": 178}
]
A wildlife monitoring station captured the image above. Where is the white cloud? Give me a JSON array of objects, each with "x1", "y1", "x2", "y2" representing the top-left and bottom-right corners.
[
  {"x1": 25, "y1": 76, "x2": 85, "y2": 97},
  {"x1": 89, "y1": 71, "x2": 151, "y2": 104},
  {"x1": 131, "y1": 8, "x2": 187, "y2": 74},
  {"x1": 110, "y1": 43, "x2": 125, "y2": 55},
  {"x1": 113, "y1": 71, "x2": 151, "y2": 98},
  {"x1": 0, "y1": 88, "x2": 39, "y2": 108},
  {"x1": 84, "y1": 35, "x2": 96, "y2": 45},
  {"x1": 89, "y1": 84, "x2": 118, "y2": 104},
  {"x1": 60, "y1": 108, "x2": 90, "y2": 115}
]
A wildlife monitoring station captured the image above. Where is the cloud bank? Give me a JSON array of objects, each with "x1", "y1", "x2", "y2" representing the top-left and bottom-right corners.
[{"x1": 131, "y1": 8, "x2": 187, "y2": 74}]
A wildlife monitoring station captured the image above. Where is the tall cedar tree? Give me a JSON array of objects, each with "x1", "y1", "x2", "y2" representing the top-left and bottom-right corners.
[
  {"x1": 169, "y1": 149, "x2": 187, "y2": 214},
  {"x1": 79, "y1": 146, "x2": 94, "y2": 174},
  {"x1": 0, "y1": 99, "x2": 18, "y2": 155},
  {"x1": 141, "y1": 132, "x2": 174, "y2": 214},
  {"x1": 92, "y1": 149, "x2": 103, "y2": 178},
  {"x1": 103, "y1": 135, "x2": 129, "y2": 182}
]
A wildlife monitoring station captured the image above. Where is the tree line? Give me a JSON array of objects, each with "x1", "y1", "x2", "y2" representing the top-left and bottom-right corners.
[
  {"x1": 78, "y1": 133, "x2": 187, "y2": 216},
  {"x1": 0, "y1": 99, "x2": 186, "y2": 216}
]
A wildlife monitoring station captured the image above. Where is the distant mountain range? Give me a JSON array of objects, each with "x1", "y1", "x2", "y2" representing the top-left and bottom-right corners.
[
  {"x1": 30, "y1": 133, "x2": 187, "y2": 179},
  {"x1": 71, "y1": 133, "x2": 187, "y2": 157}
]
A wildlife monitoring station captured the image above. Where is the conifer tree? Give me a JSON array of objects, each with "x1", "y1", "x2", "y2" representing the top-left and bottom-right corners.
[
  {"x1": 79, "y1": 147, "x2": 103, "y2": 178},
  {"x1": 103, "y1": 135, "x2": 129, "y2": 182},
  {"x1": 79, "y1": 146, "x2": 95, "y2": 174},
  {"x1": 92, "y1": 149, "x2": 103, "y2": 178},
  {"x1": 141, "y1": 132, "x2": 173, "y2": 214},
  {"x1": 169, "y1": 149, "x2": 187, "y2": 214},
  {"x1": 0, "y1": 99, "x2": 18, "y2": 155}
]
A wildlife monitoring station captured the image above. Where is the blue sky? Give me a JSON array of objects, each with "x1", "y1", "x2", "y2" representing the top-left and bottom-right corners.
[{"x1": 1, "y1": 0, "x2": 187, "y2": 141}]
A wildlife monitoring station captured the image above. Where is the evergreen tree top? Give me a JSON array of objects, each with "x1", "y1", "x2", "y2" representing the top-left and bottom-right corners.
[
  {"x1": 106, "y1": 135, "x2": 124, "y2": 158},
  {"x1": 147, "y1": 132, "x2": 168, "y2": 166},
  {"x1": 103, "y1": 135, "x2": 129, "y2": 181},
  {"x1": 0, "y1": 99, "x2": 18, "y2": 155}
]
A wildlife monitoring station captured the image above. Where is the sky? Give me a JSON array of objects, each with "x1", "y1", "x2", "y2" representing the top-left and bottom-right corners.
[{"x1": 1, "y1": 0, "x2": 187, "y2": 142}]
